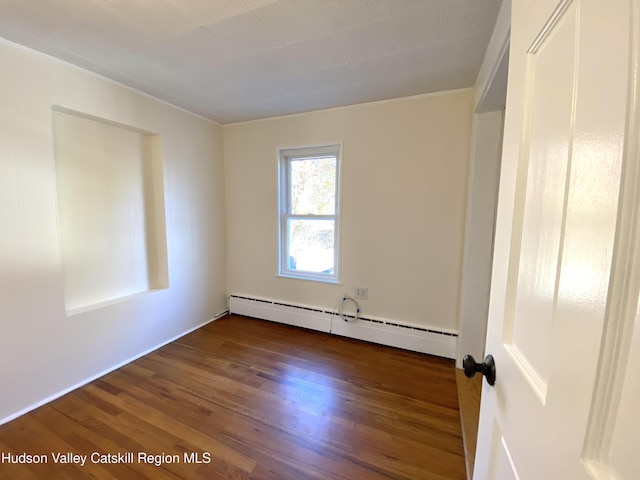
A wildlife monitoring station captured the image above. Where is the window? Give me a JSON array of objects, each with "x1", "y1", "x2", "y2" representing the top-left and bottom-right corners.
[{"x1": 278, "y1": 144, "x2": 341, "y2": 283}]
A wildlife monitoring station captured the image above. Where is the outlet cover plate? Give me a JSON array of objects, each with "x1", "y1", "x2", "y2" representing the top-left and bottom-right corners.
[{"x1": 355, "y1": 287, "x2": 368, "y2": 300}]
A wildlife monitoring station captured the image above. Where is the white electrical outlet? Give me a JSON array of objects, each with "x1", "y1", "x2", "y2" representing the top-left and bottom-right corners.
[{"x1": 355, "y1": 287, "x2": 368, "y2": 300}]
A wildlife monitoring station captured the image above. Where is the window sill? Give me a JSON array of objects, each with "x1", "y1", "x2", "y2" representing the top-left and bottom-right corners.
[
  {"x1": 64, "y1": 287, "x2": 168, "y2": 317},
  {"x1": 276, "y1": 273, "x2": 343, "y2": 285}
]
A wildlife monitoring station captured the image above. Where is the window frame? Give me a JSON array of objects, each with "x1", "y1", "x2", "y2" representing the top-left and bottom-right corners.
[{"x1": 278, "y1": 144, "x2": 342, "y2": 283}]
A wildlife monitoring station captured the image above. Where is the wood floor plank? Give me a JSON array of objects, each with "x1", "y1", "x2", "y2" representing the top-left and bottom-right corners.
[{"x1": 0, "y1": 315, "x2": 465, "y2": 479}]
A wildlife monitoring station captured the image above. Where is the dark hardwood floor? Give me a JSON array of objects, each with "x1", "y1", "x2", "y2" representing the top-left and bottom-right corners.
[{"x1": 0, "y1": 315, "x2": 466, "y2": 479}]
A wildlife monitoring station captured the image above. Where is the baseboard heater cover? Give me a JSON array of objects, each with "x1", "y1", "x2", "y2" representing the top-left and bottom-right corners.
[{"x1": 229, "y1": 294, "x2": 457, "y2": 359}]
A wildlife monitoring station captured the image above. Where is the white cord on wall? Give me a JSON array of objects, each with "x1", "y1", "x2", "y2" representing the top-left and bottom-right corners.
[{"x1": 339, "y1": 295, "x2": 361, "y2": 322}]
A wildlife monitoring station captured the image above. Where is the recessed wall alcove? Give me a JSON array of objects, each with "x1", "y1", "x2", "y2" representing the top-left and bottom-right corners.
[{"x1": 53, "y1": 108, "x2": 168, "y2": 315}]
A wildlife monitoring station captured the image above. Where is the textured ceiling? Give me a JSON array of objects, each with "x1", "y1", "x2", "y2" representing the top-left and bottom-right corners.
[{"x1": 0, "y1": 0, "x2": 502, "y2": 124}]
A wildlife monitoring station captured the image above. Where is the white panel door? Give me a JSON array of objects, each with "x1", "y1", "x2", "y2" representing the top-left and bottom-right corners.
[{"x1": 473, "y1": 0, "x2": 640, "y2": 479}]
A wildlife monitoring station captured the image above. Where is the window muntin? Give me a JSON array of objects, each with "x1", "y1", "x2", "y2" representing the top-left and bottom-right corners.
[{"x1": 279, "y1": 145, "x2": 340, "y2": 282}]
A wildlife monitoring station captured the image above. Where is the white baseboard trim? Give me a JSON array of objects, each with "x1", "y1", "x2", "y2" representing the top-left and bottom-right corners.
[
  {"x1": 229, "y1": 295, "x2": 331, "y2": 333},
  {"x1": 229, "y1": 295, "x2": 457, "y2": 359},
  {"x1": 0, "y1": 311, "x2": 228, "y2": 426}
]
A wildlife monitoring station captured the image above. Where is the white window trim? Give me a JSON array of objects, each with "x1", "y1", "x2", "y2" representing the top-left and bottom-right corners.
[{"x1": 277, "y1": 143, "x2": 342, "y2": 283}]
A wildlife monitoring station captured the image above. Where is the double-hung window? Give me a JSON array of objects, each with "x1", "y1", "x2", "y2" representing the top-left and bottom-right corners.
[{"x1": 278, "y1": 144, "x2": 341, "y2": 283}]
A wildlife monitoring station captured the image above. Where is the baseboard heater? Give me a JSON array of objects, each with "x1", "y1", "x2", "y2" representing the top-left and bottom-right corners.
[{"x1": 229, "y1": 294, "x2": 457, "y2": 359}]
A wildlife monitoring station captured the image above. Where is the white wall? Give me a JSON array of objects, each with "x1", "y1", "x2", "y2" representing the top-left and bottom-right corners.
[
  {"x1": 0, "y1": 40, "x2": 227, "y2": 423},
  {"x1": 224, "y1": 90, "x2": 473, "y2": 332}
]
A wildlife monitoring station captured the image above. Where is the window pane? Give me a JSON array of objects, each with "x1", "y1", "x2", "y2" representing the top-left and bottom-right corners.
[
  {"x1": 290, "y1": 156, "x2": 336, "y2": 215},
  {"x1": 287, "y1": 219, "x2": 334, "y2": 274}
]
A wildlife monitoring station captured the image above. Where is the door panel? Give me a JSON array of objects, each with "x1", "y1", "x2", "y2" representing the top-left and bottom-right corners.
[
  {"x1": 606, "y1": 312, "x2": 640, "y2": 477},
  {"x1": 486, "y1": 421, "x2": 520, "y2": 480},
  {"x1": 504, "y1": 2, "x2": 578, "y2": 401}
]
